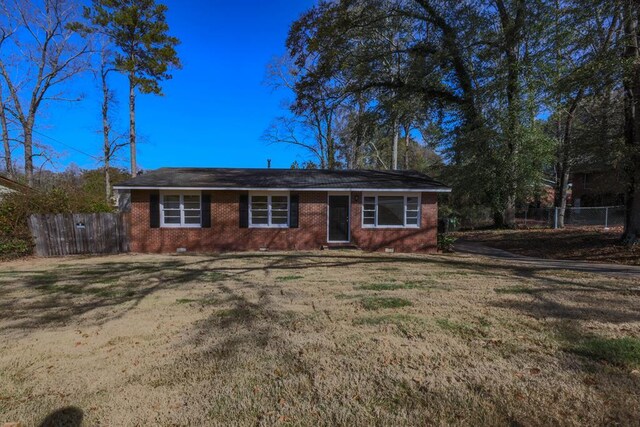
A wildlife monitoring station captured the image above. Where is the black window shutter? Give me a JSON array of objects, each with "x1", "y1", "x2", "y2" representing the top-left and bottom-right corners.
[
  {"x1": 150, "y1": 192, "x2": 160, "y2": 228},
  {"x1": 289, "y1": 194, "x2": 299, "y2": 228},
  {"x1": 201, "y1": 193, "x2": 211, "y2": 228},
  {"x1": 239, "y1": 194, "x2": 249, "y2": 228}
]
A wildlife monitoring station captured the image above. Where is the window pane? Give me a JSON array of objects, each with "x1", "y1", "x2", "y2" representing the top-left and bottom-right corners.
[
  {"x1": 378, "y1": 196, "x2": 404, "y2": 226},
  {"x1": 271, "y1": 195, "x2": 287, "y2": 203},
  {"x1": 163, "y1": 195, "x2": 180, "y2": 209},
  {"x1": 252, "y1": 215, "x2": 268, "y2": 225},
  {"x1": 164, "y1": 216, "x2": 180, "y2": 224},
  {"x1": 272, "y1": 202, "x2": 288, "y2": 211},
  {"x1": 363, "y1": 216, "x2": 375, "y2": 225},
  {"x1": 271, "y1": 216, "x2": 288, "y2": 225},
  {"x1": 251, "y1": 191, "x2": 268, "y2": 225},
  {"x1": 184, "y1": 216, "x2": 200, "y2": 224},
  {"x1": 163, "y1": 209, "x2": 180, "y2": 217},
  {"x1": 184, "y1": 201, "x2": 200, "y2": 210},
  {"x1": 407, "y1": 197, "x2": 419, "y2": 210}
]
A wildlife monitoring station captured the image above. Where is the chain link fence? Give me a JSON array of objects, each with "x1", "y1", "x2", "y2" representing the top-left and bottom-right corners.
[{"x1": 516, "y1": 206, "x2": 625, "y2": 229}]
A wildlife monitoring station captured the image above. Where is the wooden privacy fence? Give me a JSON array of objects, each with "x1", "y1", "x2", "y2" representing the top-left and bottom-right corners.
[{"x1": 28, "y1": 213, "x2": 129, "y2": 256}]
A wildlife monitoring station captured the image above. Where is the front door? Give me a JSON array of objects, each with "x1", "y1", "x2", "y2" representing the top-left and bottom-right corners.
[{"x1": 328, "y1": 195, "x2": 350, "y2": 242}]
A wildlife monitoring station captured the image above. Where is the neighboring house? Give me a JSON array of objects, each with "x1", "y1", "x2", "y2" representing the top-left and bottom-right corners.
[
  {"x1": 113, "y1": 168, "x2": 451, "y2": 253},
  {"x1": 570, "y1": 168, "x2": 625, "y2": 207},
  {"x1": 0, "y1": 174, "x2": 30, "y2": 198}
]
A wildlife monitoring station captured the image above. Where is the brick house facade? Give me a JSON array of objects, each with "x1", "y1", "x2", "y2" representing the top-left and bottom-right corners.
[{"x1": 116, "y1": 168, "x2": 449, "y2": 254}]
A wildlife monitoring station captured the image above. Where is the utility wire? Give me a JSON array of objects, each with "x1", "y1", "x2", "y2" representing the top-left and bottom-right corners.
[{"x1": 31, "y1": 128, "x2": 101, "y2": 161}]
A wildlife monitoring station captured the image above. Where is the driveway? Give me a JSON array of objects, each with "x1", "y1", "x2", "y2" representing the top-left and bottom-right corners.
[{"x1": 454, "y1": 239, "x2": 640, "y2": 279}]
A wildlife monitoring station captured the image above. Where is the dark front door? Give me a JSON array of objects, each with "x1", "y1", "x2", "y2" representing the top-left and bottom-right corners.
[{"x1": 328, "y1": 195, "x2": 350, "y2": 242}]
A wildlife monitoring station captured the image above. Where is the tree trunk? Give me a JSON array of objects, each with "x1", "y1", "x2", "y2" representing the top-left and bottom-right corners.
[
  {"x1": 556, "y1": 167, "x2": 570, "y2": 228},
  {"x1": 496, "y1": 0, "x2": 525, "y2": 228},
  {"x1": 622, "y1": 0, "x2": 640, "y2": 242},
  {"x1": 554, "y1": 95, "x2": 581, "y2": 228},
  {"x1": 404, "y1": 124, "x2": 410, "y2": 170},
  {"x1": 0, "y1": 101, "x2": 11, "y2": 177},
  {"x1": 102, "y1": 71, "x2": 111, "y2": 203},
  {"x1": 24, "y1": 125, "x2": 34, "y2": 186},
  {"x1": 129, "y1": 72, "x2": 137, "y2": 177},
  {"x1": 391, "y1": 115, "x2": 399, "y2": 170}
]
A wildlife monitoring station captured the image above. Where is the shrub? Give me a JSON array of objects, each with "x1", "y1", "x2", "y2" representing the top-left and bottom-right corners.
[
  {"x1": 437, "y1": 233, "x2": 457, "y2": 252},
  {"x1": 0, "y1": 237, "x2": 33, "y2": 259}
]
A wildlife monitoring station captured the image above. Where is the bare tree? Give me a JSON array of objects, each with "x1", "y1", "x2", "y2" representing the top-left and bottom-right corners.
[
  {"x1": 0, "y1": 0, "x2": 88, "y2": 186},
  {"x1": 97, "y1": 44, "x2": 126, "y2": 202},
  {"x1": 0, "y1": 81, "x2": 12, "y2": 176},
  {"x1": 264, "y1": 56, "x2": 348, "y2": 169}
]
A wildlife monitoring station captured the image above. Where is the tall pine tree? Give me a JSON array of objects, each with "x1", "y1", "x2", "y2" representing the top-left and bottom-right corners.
[{"x1": 82, "y1": 0, "x2": 181, "y2": 176}]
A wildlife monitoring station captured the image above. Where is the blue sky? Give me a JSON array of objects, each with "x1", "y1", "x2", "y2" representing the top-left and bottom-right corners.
[{"x1": 39, "y1": 0, "x2": 316, "y2": 172}]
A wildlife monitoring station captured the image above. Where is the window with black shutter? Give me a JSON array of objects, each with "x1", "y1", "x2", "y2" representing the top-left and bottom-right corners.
[
  {"x1": 289, "y1": 194, "x2": 299, "y2": 228},
  {"x1": 150, "y1": 192, "x2": 160, "y2": 228},
  {"x1": 201, "y1": 193, "x2": 211, "y2": 228},
  {"x1": 239, "y1": 194, "x2": 249, "y2": 228}
]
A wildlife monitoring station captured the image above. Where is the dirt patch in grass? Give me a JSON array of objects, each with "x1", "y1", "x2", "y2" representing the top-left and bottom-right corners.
[
  {"x1": 458, "y1": 227, "x2": 640, "y2": 265},
  {"x1": 1, "y1": 251, "x2": 639, "y2": 425}
]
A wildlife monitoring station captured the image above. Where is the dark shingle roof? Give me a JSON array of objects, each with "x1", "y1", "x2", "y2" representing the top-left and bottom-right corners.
[{"x1": 114, "y1": 168, "x2": 450, "y2": 192}]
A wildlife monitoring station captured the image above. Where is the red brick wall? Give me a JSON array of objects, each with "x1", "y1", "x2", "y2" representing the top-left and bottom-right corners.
[
  {"x1": 129, "y1": 190, "x2": 438, "y2": 253},
  {"x1": 350, "y1": 192, "x2": 438, "y2": 253}
]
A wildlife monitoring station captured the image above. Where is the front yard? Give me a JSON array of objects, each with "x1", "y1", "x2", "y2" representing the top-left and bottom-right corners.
[
  {"x1": 1, "y1": 251, "x2": 639, "y2": 425},
  {"x1": 457, "y1": 227, "x2": 640, "y2": 265}
]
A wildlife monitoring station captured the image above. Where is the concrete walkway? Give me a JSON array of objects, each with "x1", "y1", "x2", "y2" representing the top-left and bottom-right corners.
[{"x1": 453, "y1": 239, "x2": 640, "y2": 280}]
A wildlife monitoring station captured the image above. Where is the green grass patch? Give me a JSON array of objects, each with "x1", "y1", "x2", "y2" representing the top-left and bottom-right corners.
[
  {"x1": 376, "y1": 267, "x2": 400, "y2": 272},
  {"x1": 275, "y1": 275, "x2": 304, "y2": 281},
  {"x1": 29, "y1": 273, "x2": 59, "y2": 285},
  {"x1": 360, "y1": 296, "x2": 412, "y2": 311},
  {"x1": 358, "y1": 283, "x2": 416, "y2": 291},
  {"x1": 206, "y1": 271, "x2": 227, "y2": 282},
  {"x1": 494, "y1": 286, "x2": 536, "y2": 295},
  {"x1": 436, "y1": 318, "x2": 489, "y2": 338},
  {"x1": 569, "y1": 337, "x2": 640, "y2": 368}
]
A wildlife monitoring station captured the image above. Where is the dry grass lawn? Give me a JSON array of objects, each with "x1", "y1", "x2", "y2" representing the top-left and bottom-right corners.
[
  {"x1": 1, "y1": 251, "x2": 639, "y2": 426},
  {"x1": 458, "y1": 227, "x2": 640, "y2": 265}
]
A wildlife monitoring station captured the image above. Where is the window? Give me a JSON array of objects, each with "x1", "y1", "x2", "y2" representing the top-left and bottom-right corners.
[
  {"x1": 250, "y1": 193, "x2": 289, "y2": 227},
  {"x1": 362, "y1": 194, "x2": 420, "y2": 228},
  {"x1": 161, "y1": 193, "x2": 201, "y2": 227}
]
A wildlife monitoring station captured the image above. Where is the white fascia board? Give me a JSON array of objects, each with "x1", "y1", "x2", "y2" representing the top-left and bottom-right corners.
[{"x1": 112, "y1": 186, "x2": 452, "y2": 193}]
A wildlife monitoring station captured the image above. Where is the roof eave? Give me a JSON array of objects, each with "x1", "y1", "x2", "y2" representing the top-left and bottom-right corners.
[{"x1": 113, "y1": 186, "x2": 452, "y2": 193}]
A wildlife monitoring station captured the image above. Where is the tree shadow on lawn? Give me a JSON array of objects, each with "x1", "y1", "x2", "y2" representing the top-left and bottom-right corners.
[
  {"x1": 0, "y1": 260, "x2": 213, "y2": 332},
  {"x1": 1, "y1": 251, "x2": 635, "y2": 333}
]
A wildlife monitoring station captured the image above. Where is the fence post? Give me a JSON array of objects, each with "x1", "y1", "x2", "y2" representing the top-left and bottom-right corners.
[
  {"x1": 604, "y1": 207, "x2": 609, "y2": 230},
  {"x1": 554, "y1": 207, "x2": 558, "y2": 229}
]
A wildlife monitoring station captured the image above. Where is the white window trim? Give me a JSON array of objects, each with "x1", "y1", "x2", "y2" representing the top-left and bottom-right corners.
[
  {"x1": 362, "y1": 193, "x2": 421, "y2": 229},
  {"x1": 249, "y1": 192, "x2": 290, "y2": 228},
  {"x1": 160, "y1": 191, "x2": 202, "y2": 228}
]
